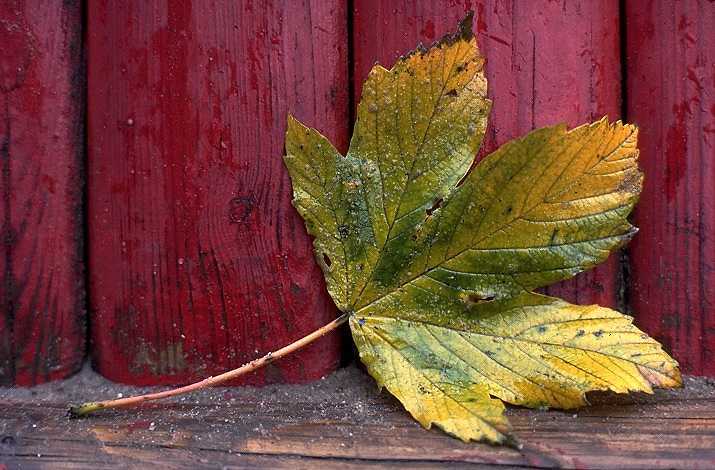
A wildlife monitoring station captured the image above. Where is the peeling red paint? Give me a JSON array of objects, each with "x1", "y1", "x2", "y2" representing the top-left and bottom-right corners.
[
  {"x1": 420, "y1": 19, "x2": 435, "y2": 40},
  {"x1": 664, "y1": 102, "x2": 688, "y2": 200}
]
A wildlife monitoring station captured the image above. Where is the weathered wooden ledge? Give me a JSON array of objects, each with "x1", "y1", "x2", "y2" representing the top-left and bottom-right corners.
[{"x1": 1, "y1": 364, "x2": 713, "y2": 469}]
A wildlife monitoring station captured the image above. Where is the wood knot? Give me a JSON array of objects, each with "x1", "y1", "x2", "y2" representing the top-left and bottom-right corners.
[{"x1": 228, "y1": 197, "x2": 254, "y2": 225}]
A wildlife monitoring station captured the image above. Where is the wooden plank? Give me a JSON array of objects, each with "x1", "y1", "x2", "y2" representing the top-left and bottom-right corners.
[
  {"x1": 352, "y1": 1, "x2": 624, "y2": 308},
  {"x1": 0, "y1": 366, "x2": 713, "y2": 468},
  {"x1": 86, "y1": 1, "x2": 349, "y2": 385},
  {"x1": 0, "y1": 1, "x2": 85, "y2": 385},
  {"x1": 625, "y1": 0, "x2": 715, "y2": 375}
]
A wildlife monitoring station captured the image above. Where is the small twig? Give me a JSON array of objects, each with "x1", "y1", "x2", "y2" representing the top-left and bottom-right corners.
[{"x1": 68, "y1": 312, "x2": 349, "y2": 418}]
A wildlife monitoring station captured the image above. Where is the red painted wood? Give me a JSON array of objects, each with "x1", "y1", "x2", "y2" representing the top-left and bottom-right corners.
[
  {"x1": 352, "y1": 1, "x2": 623, "y2": 307},
  {"x1": 625, "y1": 0, "x2": 714, "y2": 375},
  {"x1": 0, "y1": 1, "x2": 85, "y2": 385},
  {"x1": 87, "y1": 1, "x2": 349, "y2": 385}
]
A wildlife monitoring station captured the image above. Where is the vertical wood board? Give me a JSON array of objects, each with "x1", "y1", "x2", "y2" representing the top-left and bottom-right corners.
[
  {"x1": 87, "y1": 0, "x2": 349, "y2": 385},
  {"x1": 0, "y1": 1, "x2": 85, "y2": 386},
  {"x1": 625, "y1": 0, "x2": 714, "y2": 375}
]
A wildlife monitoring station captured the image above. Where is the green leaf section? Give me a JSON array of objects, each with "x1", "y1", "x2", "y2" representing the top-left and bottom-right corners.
[
  {"x1": 285, "y1": 28, "x2": 491, "y2": 312},
  {"x1": 284, "y1": 19, "x2": 681, "y2": 445},
  {"x1": 353, "y1": 118, "x2": 643, "y2": 322}
]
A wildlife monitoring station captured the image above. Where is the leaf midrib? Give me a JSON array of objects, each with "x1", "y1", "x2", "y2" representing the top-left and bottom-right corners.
[{"x1": 348, "y1": 40, "x2": 473, "y2": 307}]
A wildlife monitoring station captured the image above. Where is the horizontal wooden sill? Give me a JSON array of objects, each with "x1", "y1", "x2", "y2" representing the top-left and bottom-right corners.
[{"x1": 1, "y1": 364, "x2": 713, "y2": 469}]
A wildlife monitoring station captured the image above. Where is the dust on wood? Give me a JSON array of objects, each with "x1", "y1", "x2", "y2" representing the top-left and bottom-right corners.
[{"x1": 1, "y1": 364, "x2": 713, "y2": 469}]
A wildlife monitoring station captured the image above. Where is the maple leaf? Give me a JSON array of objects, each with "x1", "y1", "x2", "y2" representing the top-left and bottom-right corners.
[
  {"x1": 283, "y1": 16, "x2": 681, "y2": 445},
  {"x1": 68, "y1": 14, "x2": 682, "y2": 448}
]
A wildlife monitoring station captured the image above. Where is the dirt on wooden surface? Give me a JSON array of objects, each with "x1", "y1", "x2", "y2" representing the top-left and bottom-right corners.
[
  {"x1": 1, "y1": 362, "x2": 714, "y2": 469},
  {"x1": 0, "y1": 361, "x2": 710, "y2": 415},
  {"x1": 0, "y1": 361, "x2": 377, "y2": 407},
  {"x1": 1, "y1": 360, "x2": 713, "y2": 410}
]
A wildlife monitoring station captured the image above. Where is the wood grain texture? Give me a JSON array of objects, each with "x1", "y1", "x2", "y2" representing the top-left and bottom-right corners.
[
  {"x1": 0, "y1": 367, "x2": 713, "y2": 468},
  {"x1": 86, "y1": 1, "x2": 349, "y2": 385},
  {"x1": 352, "y1": 0, "x2": 624, "y2": 308},
  {"x1": 0, "y1": 1, "x2": 85, "y2": 385},
  {"x1": 625, "y1": 0, "x2": 715, "y2": 375}
]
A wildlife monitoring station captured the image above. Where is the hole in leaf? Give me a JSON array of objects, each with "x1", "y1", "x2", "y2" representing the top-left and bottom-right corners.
[
  {"x1": 426, "y1": 198, "x2": 443, "y2": 217},
  {"x1": 323, "y1": 253, "x2": 332, "y2": 267},
  {"x1": 460, "y1": 291, "x2": 500, "y2": 305},
  {"x1": 446, "y1": 88, "x2": 458, "y2": 96},
  {"x1": 475, "y1": 293, "x2": 497, "y2": 302}
]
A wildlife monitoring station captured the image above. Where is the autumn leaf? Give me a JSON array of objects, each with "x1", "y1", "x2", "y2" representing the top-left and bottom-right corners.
[
  {"x1": 283, "y1": 15, "x2": 681, "y2": 445},
  {"x1": 67, "y1": 13, "x2": 681, "y2": 447}
]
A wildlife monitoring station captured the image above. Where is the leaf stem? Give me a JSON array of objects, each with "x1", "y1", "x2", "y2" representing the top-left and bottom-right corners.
[{"x1": 68, "y1": 312, "x2": 350, "y2": 418}]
